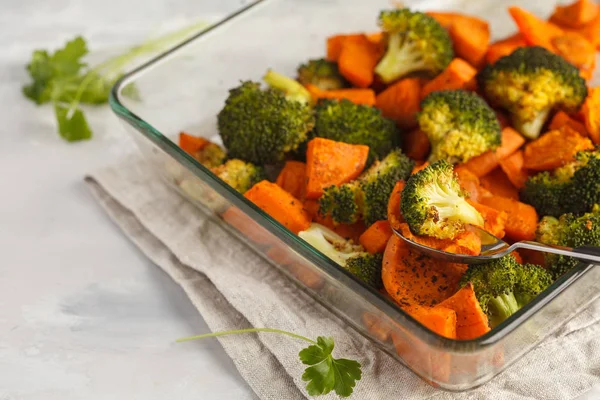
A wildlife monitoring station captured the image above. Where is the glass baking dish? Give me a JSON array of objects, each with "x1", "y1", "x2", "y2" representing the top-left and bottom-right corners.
[{"x1": 109, "y1": 0, "x2": 600, "y2": 391}]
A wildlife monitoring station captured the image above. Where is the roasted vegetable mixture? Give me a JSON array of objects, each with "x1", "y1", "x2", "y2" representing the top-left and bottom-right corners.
[{"x1": 178, "y1": 1, "x2": 600, "y2": 340}]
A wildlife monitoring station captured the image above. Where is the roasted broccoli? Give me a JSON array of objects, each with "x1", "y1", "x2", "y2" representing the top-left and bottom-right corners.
[
  {"x1": 520, "y1": 171, "x2": 565, "y2": 219},
  {"x1": 345, "y1": 252, "x2": 384, "y2": 289},
  {"x1": 374, "y1": 8, "x2": 453, "y2": 83},
  {"x1": 359, "y1": 150, "x2": 414, "y2": 225},
  {"x1": 319, "y1": 181, "x2": 361, "y2": 226},
  {"x1": 192, "y1": 142, "x2": 227, "y2": 169},
  {"x1": 521, "y1": 149, "x2": 600, "y2": 217},
  {"x1": 263, "y1": 69, "x2": 312, "y2": 104},
  {"x1": 313, "y1": 99, "x2": 401, "y2": 164},
  {"x1": 418, "y1": 90, "x2": 502, "y2": 164},
  {"x1": 217, "y1": 81, "x2": 315, "y2": 165},
  {"x1": 401, "y1": 160, "x2": 483, "y2": 239},
  {"x1": 297, "y1": 58, "x2": 349, "y2": 90},
  {"x1": 460, "y1": 255, "x2": 553, "y2": 328},
  {"x1": 320, "y1": 149, "x2": 414, "y2": 226},
  {"x1": 178, "y1": 158, "x2": 264, "y2": 213},
  {"x1": 478, "y1": 46, "x2": 587, "y2": 139},
  {"x1": 537, "y1": 204, "x2": 600, "y2": 279},
  {"x1": 298, "y1": 223, "x2": 383, "y2": 289},
  {"x1": 210, "y1": 159, "x2": 266, "y2": 194}
]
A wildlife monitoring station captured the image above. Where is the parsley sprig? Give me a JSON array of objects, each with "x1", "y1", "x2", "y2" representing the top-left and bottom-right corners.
[
  {"x1": 22, "y1": 21, "x2": 208, "y2": 142},
  {"x1": 178, "y1": 328, "x2": 362, "y2": 397}
]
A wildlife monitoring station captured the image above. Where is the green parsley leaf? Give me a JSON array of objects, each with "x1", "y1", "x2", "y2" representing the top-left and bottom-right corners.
[
  {"x1": 22, "y1": 20, "x2": 209, "y2": 141},
  {"x1": 49, "y1": 36, "x2": 88, "y2": 77},
  {"x1": 177, "y1": 328, "x2": 363, "y2": 398},
  {"x1": 332, "y1": 357, "x2": 363, "y2": 397},
  {"x1": 54, "y1": 103, "x2": 92, "y2": 142},
  {"x1": 23, "y1": 37, "x2": 88, "y2": 105},
  {"x1": 23, "y1": 50, "x2": 53, "y2": 104},
  {"x1": 300, "y1": 336, "x2": 362, "y2": 397},
  {"x1": 22, "y1": 37, "x2": 119, "y2": 141}
]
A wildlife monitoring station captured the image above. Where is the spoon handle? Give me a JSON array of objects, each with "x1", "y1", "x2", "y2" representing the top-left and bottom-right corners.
[
  {"x1": 515, "y1": 242, "x2": 600, "y2": 264},
  {"x1": 571, "y1": 246, "x2": 600, "y2": 263}
]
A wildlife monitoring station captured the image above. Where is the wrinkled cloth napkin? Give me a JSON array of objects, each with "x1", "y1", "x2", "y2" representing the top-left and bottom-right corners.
[{"x1": 86, "y1": 158, "x2": 600, "y2": 400}]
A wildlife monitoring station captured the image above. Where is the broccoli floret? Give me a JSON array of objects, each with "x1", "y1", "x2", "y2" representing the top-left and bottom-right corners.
[
  {"x1": 359, "y1": 150, "x2": 414, "y2": 225},
  {"x1": 319, "y1": 181, "x2": 362, "y2": 225},
  {"x1": 193, "y1": 143, "x2": 227, "y2": 169},
  {"x1": 217, "y1": 81, "x2": 315, "y2": 165},
  {"x1": 460, "y1": 255, "x2": 553, "y2": 328},
  {"x1": 418, "y1": 90, "x2": 502, "y2": 164},
  {"x1": 345, "y1": 253, "x2": 384, "y2": 289},
  {"x1": 536, "y1": 215, "x2": 562, "y2": 246},
  {"x1": 263, "y1": 69, "x2": 312, "y2": 104},
  {"x1": 178, "y1": 158, "x2": 264, "y2": 213},
  {"x1": 478, "y1": 46, "x2": 587, "y2": 139},
  {"x1": 521, "y1": 149, "x2": 600, "y2": 217},
  {"x1": 320, "y1": 149, "x2": 414, "y2": 225},
  {"x1": 313, "y1": 99, "x2": 401, "y2": 164},
  {"x1": 537, "y1": 205, "x2": 600, "y2": 279},
  {"x1": 520, "y1": 172, "x2": 565, "y2": 218},
  {"x1": 401, "y1": 160, "x2": 483, "y2": 239},
  {"x1": 374, "y1": 8, "x2": 453, "y2": 83},
  {"x1": 298, "y1": 223, "x2": 383, "y2": 289},
  {"x1": 297, "y1": 58, "x2": 349, "y2": 90},
  {"x1": 513, "y1": 263, "x2": 554, "y2": 306},
  {"x1": 210, "y1": 159, "x2": 266, "y2": 194}
]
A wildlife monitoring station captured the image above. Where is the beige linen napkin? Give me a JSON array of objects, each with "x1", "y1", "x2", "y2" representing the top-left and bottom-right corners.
[{"x1": 86, "y1": 158, "x2": 600, "y2": 400}]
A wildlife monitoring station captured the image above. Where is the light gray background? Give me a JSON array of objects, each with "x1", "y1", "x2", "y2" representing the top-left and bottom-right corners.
[
  {"x1": 0, "y1": 0, "x2": 256, "y2": 398},
  {"x1": 2, "y1": 0, "x2": 600, "y2": 398}
]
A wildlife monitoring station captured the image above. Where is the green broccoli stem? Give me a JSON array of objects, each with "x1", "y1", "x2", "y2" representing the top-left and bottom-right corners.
[
  {"x1": 512, "y1": 107, "x2": 551, "y2": 140},
  {"x1": 427, "y1": 182, "x2": 484, "y2": 227},
  {"x1": 447, "y1": 198, "x2": 485, "y2": 227},
  {"x1": 177, "y1": 327, "x2": 317, "y2": 345},
  {"x1": 263, "y1": 69, "x2": 312, "y2": 104},
  {"x1": 375, "y1": 35, "x2": 428, "y2": 83},
  {"x1": 66, "y1": 20, "x2": 210, "y2": 116},
  {"x1": 514, "y1": 292, "x2": 535, "y2": 308},
  {"x1": 488, "y1": 292, "x2": 521, "y2": 328}
]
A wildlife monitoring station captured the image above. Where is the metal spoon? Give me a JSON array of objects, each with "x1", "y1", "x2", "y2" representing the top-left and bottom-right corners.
[{"x1": 392, "y1": 225, "x2": 600, "y2": 265}]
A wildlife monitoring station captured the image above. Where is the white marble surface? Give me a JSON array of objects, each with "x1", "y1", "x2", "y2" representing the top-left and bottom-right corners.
[
  {"x1": 3, "y1": 0, "x2": 600, "y2": 399},
  {"x1": 0, "y1": 0, "x2": 256, "y2": 398}
]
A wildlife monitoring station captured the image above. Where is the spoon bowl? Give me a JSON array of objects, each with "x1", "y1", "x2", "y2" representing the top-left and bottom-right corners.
[{"x1": 392, "y1": 225, "x2": 600, "y2": 265}]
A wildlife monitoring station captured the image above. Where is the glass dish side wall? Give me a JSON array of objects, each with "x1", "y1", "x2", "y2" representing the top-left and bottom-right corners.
[
  {"x1": 110, "y1": 0, "x2": 600, "y2": 390},
  {"x1": 115, "y1": 117, "x2": 600, "y2": 390}
]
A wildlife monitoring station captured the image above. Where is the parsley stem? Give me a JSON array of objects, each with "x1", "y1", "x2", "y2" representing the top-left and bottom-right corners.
[
  {"x1": 66, "y1": 19, "x2": 210, "y2": 116},
  {"x1": 176, "y1": 328, "x2": 318, "y2": 345}
]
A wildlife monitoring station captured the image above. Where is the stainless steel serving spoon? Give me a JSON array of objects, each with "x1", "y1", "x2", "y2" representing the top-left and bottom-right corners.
[{"x1": 392, "y1": 225, "x2": 600, "y2": 265}]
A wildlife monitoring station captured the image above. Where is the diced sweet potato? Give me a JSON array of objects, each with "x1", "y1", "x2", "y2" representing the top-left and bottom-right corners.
[
  {"x1": 376, "y1": 78, "x2": 421, "y2": 128},
  {"x1": 582, "y1": 87, "x2": 600, "y2": 145},
  {"x1": 305, "y1": 138, "x2": 369, "y2": 199},
  {"x1": 421, "y1": 58, "x2": 478, "y2": 99},
  {"x1": 244, "y1": 181, "x2": 311, "y2": 234},
  {"x1": 468, "y1": 200, "x2": 508, "y2": 239},
  {"x1": 548, "y1": 111, "x2": 588, "y2": 137},
  {"x1": 403, "y1": 129, "x2": 431, "y2": 161},
  {"x1": 461, "y1": 127, "x2": 525, "y2": 177},
  {"x1": 523, "y1": 127, "x2": 593, "y2": 171},
  {"x1": 486, "y1": 33, "x2": 527, "y2": 64},
  {"x1": 549, "y1": 0, "x2": 599, "y2": 28},
  {"x1": 479, "y1": 168, "x2": 519, "y2": 200},
  {"x1": 438, "y1": 283, "x2": 490, "y2": 340},
  {"x1": 360, "y1": 220, "x2": 393, "y2": 254},
  {"x1": 499, "y1": 150, "x2": 530, "y2": 189},
  {"x1": 480, "y1": 196, "x2": 538, "y2": 241}
]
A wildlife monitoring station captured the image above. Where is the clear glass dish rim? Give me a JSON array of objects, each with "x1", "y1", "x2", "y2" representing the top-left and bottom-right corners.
[{"x1": 108, "y1": 0, "x2": 596, "y2": 352}]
